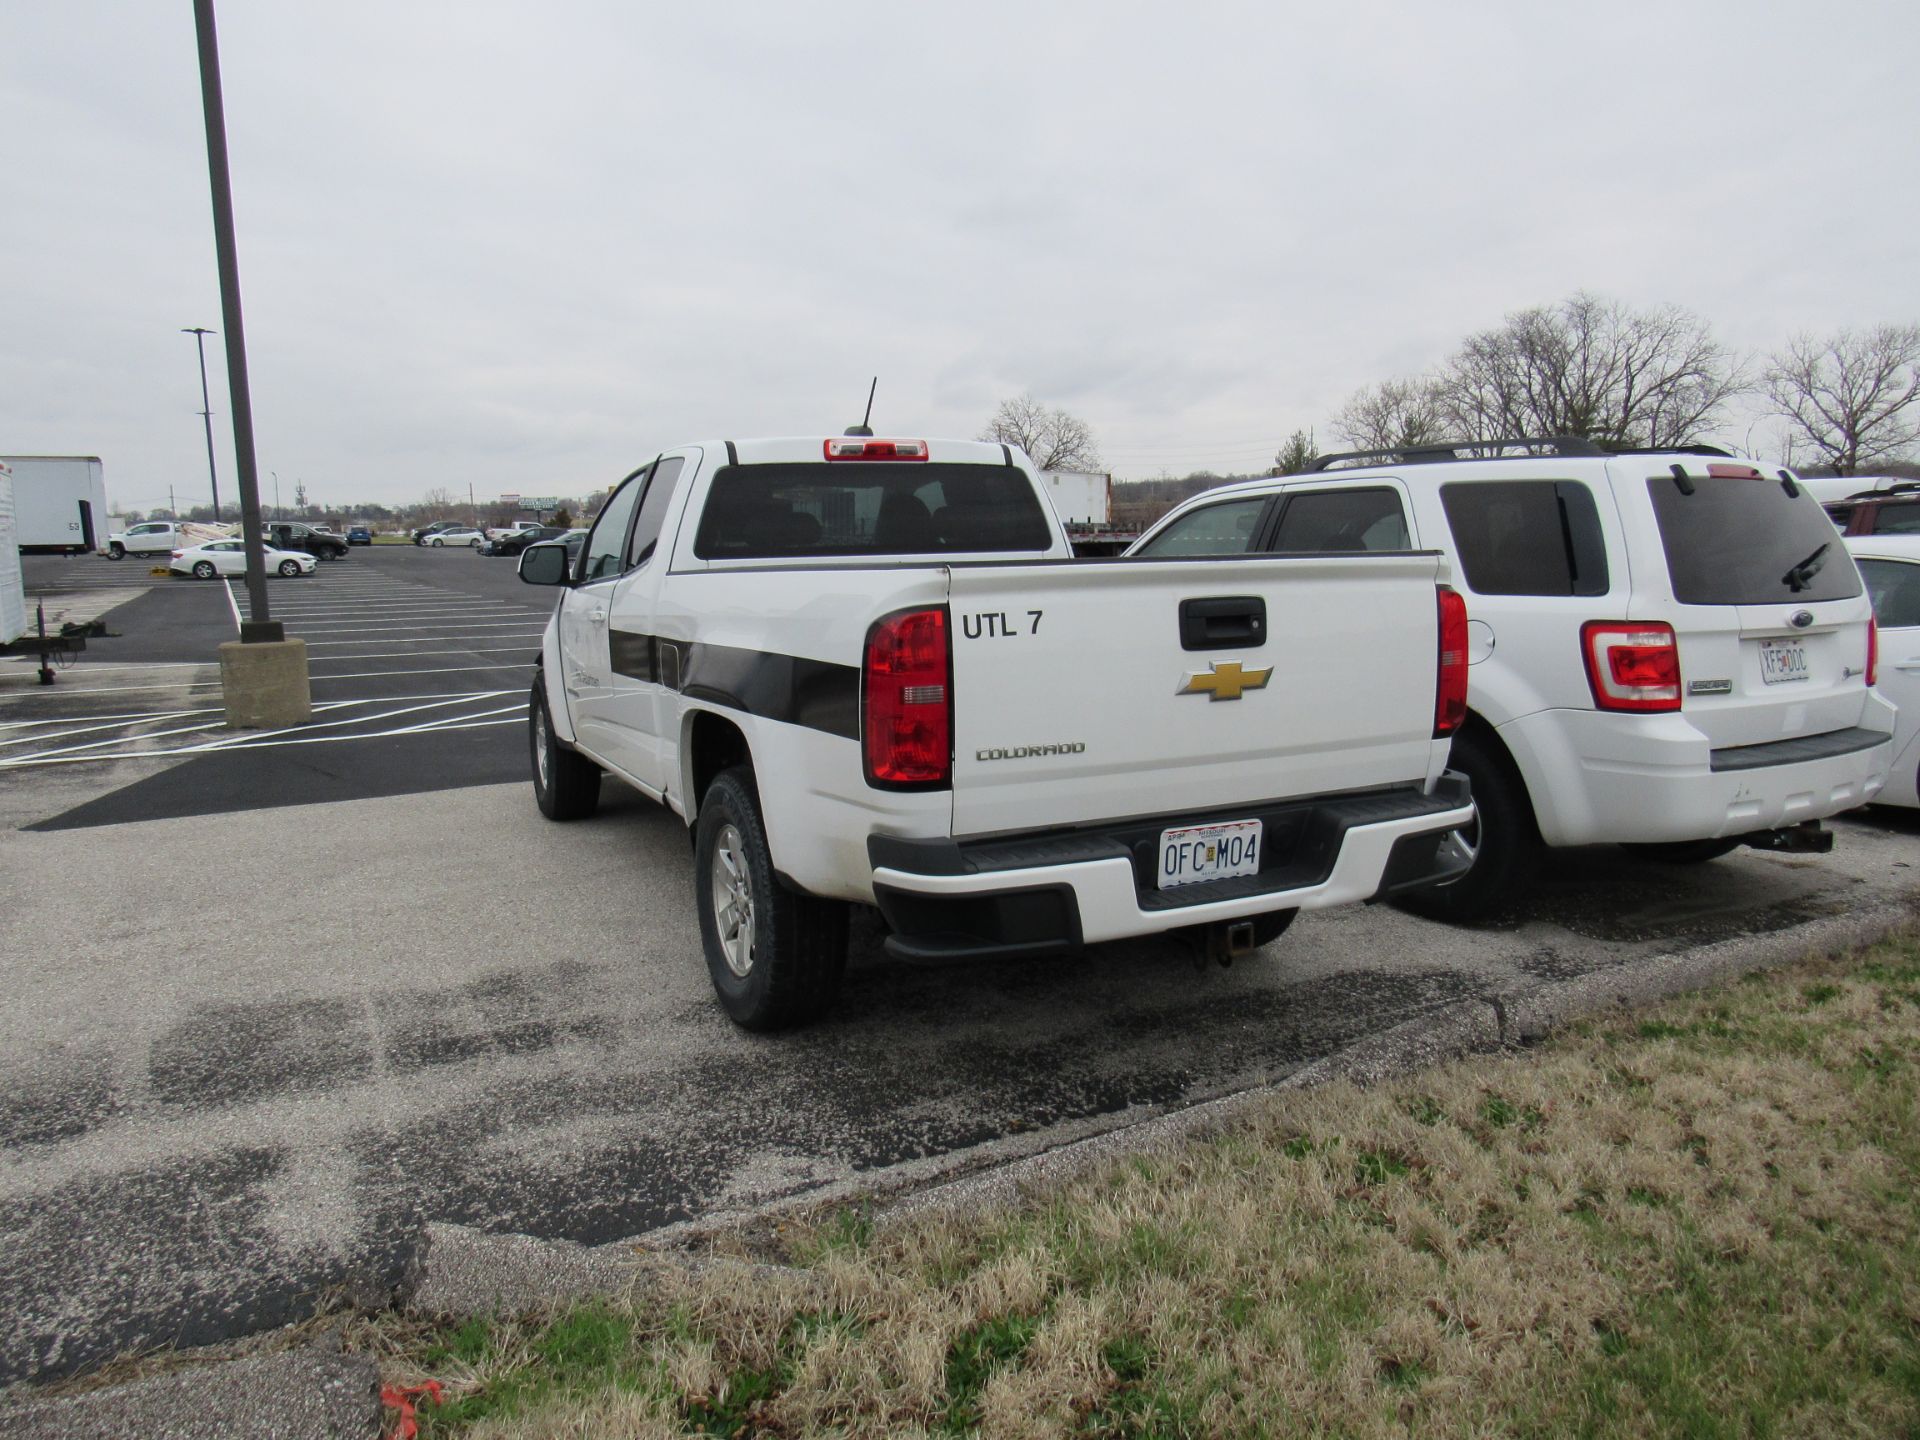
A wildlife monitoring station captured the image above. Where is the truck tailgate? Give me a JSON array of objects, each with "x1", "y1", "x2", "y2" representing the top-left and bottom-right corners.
[{"x1": 946, "y1": 554, "x2": 1447, "y2": 838}]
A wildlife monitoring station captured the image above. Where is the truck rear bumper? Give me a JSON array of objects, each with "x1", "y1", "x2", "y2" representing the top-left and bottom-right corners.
[{"x1": 869, "y1": 776, "x2": 1474, "y2": 961}]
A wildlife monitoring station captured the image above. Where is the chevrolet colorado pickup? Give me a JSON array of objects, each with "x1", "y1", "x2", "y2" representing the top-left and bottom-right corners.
[{"x1": 518, "y1": 435, "x2": 1475, "y2": 1029}]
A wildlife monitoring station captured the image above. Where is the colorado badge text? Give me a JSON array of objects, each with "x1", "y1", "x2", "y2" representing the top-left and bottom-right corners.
[{"x1": 1177, "y1": 661, "x2": 1273, "y2": 702}]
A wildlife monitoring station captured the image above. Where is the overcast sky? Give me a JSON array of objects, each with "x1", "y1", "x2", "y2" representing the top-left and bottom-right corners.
[{"x1": 5, "y1": 2, "x2": 1918, "y2": 513}]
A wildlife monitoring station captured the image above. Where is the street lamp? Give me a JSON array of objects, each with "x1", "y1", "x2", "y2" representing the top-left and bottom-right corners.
[{"x1": 182, "y1": 326, "x2": 222, "y2": 522}]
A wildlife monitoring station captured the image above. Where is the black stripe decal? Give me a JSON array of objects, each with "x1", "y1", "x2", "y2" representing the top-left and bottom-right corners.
[
  {"x1": 608, "y1": 629, "x2": 859, "y2": 740},
  {"x1": 608, "y1": 628, "x2": 655, "y2": 682}
]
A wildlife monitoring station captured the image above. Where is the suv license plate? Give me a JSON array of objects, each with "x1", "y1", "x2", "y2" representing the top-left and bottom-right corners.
[
  {"x1": 1158, "y1": 820, "x2": 1263, "y2": 889},
  {"x1": 1759, "y1": 639, "x2": 1810, "y2": 685}
]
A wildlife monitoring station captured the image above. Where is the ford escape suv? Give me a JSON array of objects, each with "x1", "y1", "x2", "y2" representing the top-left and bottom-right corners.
[{"x1": 1128, "y1": 437, "x2": 1894, "y2": 919}]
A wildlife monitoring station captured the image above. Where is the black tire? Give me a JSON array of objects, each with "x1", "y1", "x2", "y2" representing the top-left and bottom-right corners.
[
  {"x1": 1397, "y1": 726, "x2": 1542, "y2": 923},
  {"x1": 191, "y1": 560, "x2": 216, "y2": 580},
  {"x1": 277, "y1": 559, "x2": 301, "y2": 577},
  {"x1": 695, "y1": 767, "x2": 849, "y2": 1031},
  {"x1": 1250, "y1": 908, "x2": 1298, "y2": 946},
  {"x1": 1620, "y1": 838, "x2": 1742, "y2": 864},
  {"x1": 108, "y1": 543, "x2": 125, "y2": 560},
  {"x1": 529, "y1": 679, "x2": 601, "y2": 821}
]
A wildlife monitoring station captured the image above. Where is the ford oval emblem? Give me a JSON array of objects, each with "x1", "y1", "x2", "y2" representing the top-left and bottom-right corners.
[{"x1": 1790, "y1": 610, "x2": 1814, "y2": 629}]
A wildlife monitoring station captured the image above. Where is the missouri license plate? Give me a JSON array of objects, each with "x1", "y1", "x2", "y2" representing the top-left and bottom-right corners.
[
  {"x1": 1158, "y1": 820, "x2": 1263, "y2": 889},
  {"x1": 1759, "y1": 639, "x2": 1809, "y2": 685}
]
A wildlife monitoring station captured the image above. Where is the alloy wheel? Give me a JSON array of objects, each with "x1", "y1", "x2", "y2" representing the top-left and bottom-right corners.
[{"x1": 710, "y1": 823, "x2": 756, "y2": 978}]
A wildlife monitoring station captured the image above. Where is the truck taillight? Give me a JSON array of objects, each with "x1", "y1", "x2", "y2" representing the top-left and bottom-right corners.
[
  {"x1": 824, "y1": 438, "x2": 929, "y2": 461},
  {"x1": 1435, "y1": 586, "x2": 1469, "y2": 736},
  {"x1": 1867, "y1": 616, "x2": 1878, "y2": 688},
  {"x1": 1582, "y1": 621, "x2": 1680, "y2": 712},
  {"x1": 863, "y1": 607, "x2": 951, "y2": 788}
]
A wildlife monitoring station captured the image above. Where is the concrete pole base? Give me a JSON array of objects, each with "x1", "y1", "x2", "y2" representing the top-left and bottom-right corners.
[{"x1": 219, "y1": 637, "x2": 312, "y2": 729}]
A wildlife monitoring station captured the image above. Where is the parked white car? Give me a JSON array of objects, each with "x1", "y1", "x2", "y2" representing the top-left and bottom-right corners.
[
  {"x1": 170, "y1": 538, "x2": 315, "y2": 579},
  {"x1": 1845, "y1": 535, "x2": 1920, "y2": 808},
  {"x1": 426, "y1": 528, "x2": 486, "y2": 548},
  {"x1": 1129, "y1": 439, "x2": 1895, "y2": 918}
]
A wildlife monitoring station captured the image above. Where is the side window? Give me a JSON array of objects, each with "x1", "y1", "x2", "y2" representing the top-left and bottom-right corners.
[
  {"x1": 1857, "y1": 559, "x2": 1920, "y2": 628},
  {"x1": 1873, "y1": 505, "x2": 1920, "y2": 536},
  {"x1": 1136, "y1": 497, "x2": 1271, "y2": 557},
  {"x1": 625, "y1": 457, "x2": 685, "y2": 568},
  {"x1": 1269, "y1": 487, "x2": 1408, "y2": 552},
  {"x1": 1439, "y1": 479, "x2": 1609, "y2": 597},
  {"x1": 580, "y1": 468, "x2": 648, "y2": 582}
]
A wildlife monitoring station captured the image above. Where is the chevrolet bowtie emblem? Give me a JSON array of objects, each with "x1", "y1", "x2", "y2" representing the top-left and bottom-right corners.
[{"x1": 1178, "y1": 661, "x2": 1273, "y2": 701}]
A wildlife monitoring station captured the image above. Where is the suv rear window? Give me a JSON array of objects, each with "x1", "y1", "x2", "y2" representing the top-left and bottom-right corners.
[
  {"x1": 1439, "y1": 480, "x2": 1609, "y2": 596},
  {"x1": 1645, "y1": 474, "x2": 1862, "y2": 605},
  {"x1": 693, "y1": 463, "x2": 1053, "y2": 559}
]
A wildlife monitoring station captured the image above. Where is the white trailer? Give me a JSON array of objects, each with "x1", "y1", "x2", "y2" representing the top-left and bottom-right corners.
[
  {"x1": 5, "y1": 455, "x2": 108, "y2": 554},
  {"x1": 1038, "y1": 468, "x2": 1111, "y2": 526},
  {"x1": 0, "y1": 461, "x2": 26, "y2": 644}
]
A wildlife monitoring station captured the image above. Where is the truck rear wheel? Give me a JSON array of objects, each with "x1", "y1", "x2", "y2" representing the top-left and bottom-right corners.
[
  {"x1": 530, "y1": 679, "x2": 600, "y2": 821},
  {"x1": 1397, "y1": 728, "x2": 1541, "y2": 923},
  {"x1": 695, "y1": 767, "x2": 848, "y2": 1031}
]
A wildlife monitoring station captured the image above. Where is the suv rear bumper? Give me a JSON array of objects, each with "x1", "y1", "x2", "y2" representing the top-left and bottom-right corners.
[
  {"x1": 868, "y1": 776, "x2": 1474, "y2": 961},
  {"x1": 1502, "y1": 700, "x2": 1895, "y2": 847}
]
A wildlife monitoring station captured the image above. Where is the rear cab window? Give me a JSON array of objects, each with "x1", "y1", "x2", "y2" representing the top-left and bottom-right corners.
[
  {"x1": 1643, "y1": 473, "x2": 1862, "y2": 605},
  {"x1": 1439, "y1": 479, "x2": 1609, "y2": 596},
  {"x1": 692, "y1": 462, "x2": 1053, "y2": 559}
]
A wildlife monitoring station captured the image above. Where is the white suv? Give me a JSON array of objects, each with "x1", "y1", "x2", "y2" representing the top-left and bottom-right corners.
[{"x1": 1128, "y1": 438, "x2": 1895, "y2": 919}]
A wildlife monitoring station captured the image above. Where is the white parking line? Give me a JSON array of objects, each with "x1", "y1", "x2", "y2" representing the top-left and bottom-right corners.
[
  {"x1": 0, "y1": 691, "x2": 526, "y2": 766},
  {"x1": 299, "y1": 632, "x2": 548, "y2": 648},
  {"x1": 312, "y1": 662, "x2": 536, "y2": 680},
  {"x1": 266, "y1": 614, "x2": 549, "y2": 629},
  {"x1": 0, "y1": 712, "x2": 529, "y2": 766}
]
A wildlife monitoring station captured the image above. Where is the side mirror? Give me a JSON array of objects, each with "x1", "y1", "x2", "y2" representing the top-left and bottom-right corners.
[{"x1": 518, "y1": 541, "x2": 572, "y2": 586}]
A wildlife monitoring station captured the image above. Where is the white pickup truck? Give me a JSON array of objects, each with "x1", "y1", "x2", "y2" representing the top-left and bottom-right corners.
[{"x1": 518, "y1": 435, "x2": 1475, "y2": 1028}]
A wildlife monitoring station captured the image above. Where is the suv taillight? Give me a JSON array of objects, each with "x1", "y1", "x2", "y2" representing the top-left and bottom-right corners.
[
  {"x1": 1867, "y1": 616, "x2": 1878, "y2": 688},
  {"x1": 863, "y1": 607, "x2": 951, "y2": 788},
  {"x1": 1435, "y1": 586, "x2": 1469, "y2": 736},
  {"x1": 1582, "y1": 621, "x2": 1681, "y2": 712}
]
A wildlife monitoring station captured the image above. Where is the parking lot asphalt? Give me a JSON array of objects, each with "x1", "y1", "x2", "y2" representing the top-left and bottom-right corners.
[
  {"x1": 3, "y1": 546, "x2": 548, "y2": 827},
  {"x1": 2, "y1": 547, "x2": 1919, "y2": 1387}
]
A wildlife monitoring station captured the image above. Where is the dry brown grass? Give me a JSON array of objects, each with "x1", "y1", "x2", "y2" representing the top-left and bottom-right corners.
[{"x1": 383, "y1": 934, "x2": 1920, "y2": 1438}]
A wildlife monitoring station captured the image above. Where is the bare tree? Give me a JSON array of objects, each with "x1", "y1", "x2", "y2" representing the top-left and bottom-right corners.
[
  {"x1": 1272, "y1": 428, "x2": 1320, "y2": 474},
  {"x1": 1433, "y1": 292, "x2": 1745, "y2": 447},
  {"x1": 979, "y1": 393, "x2": 1101, "y2": 471},
  {"x1": 1765, "y1": 324, "x2": 1920, "y2": 475},
  {"x1": 420, "y1": 486, "x2": 457, "y2": 518},
  {"x1": 1332, "y1": 378, "x2": 1448, "y2": 451}
]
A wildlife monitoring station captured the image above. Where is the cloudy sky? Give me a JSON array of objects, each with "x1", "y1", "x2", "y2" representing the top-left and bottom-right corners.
[{"x1": 5, "y1": 2, "x2": 1918, "y2": 513}]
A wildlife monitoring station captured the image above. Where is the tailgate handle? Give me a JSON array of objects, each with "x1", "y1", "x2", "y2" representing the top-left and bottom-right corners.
[{"x1": 1179, "y1": 596, "x2": 1266, "y2": 651}]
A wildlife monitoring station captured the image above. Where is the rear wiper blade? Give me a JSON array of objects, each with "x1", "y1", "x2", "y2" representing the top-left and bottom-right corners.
[{"x1": 1782, "y1": 541, "x2": 1829, "y2": 592}]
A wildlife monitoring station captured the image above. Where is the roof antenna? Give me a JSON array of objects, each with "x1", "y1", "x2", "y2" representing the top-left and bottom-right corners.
[{"x1": 844, "y1": 377, "x2": 877, "y2": 437}]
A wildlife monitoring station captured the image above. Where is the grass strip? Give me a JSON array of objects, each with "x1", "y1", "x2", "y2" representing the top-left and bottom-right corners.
[{"x1": 372, "y1": 932, "x2": 1920, "y2": 1438}]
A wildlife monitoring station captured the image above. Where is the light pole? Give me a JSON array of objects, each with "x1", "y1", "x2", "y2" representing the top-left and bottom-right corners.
[
  {"x1": 182, "y1": 327, "x2": 221, "y2": 522},
  {"x1": 271, "y1": 469, "x2": 280, "y2": 519}
]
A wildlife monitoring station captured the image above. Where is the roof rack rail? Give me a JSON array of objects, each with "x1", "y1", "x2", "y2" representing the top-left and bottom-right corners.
[
  {"x1": 1598, "y1": 442, "x2": 1734, "y2": 458},
  {"x1": 1305, "y1": 435, "x2": 1606, "y2": 472}
]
